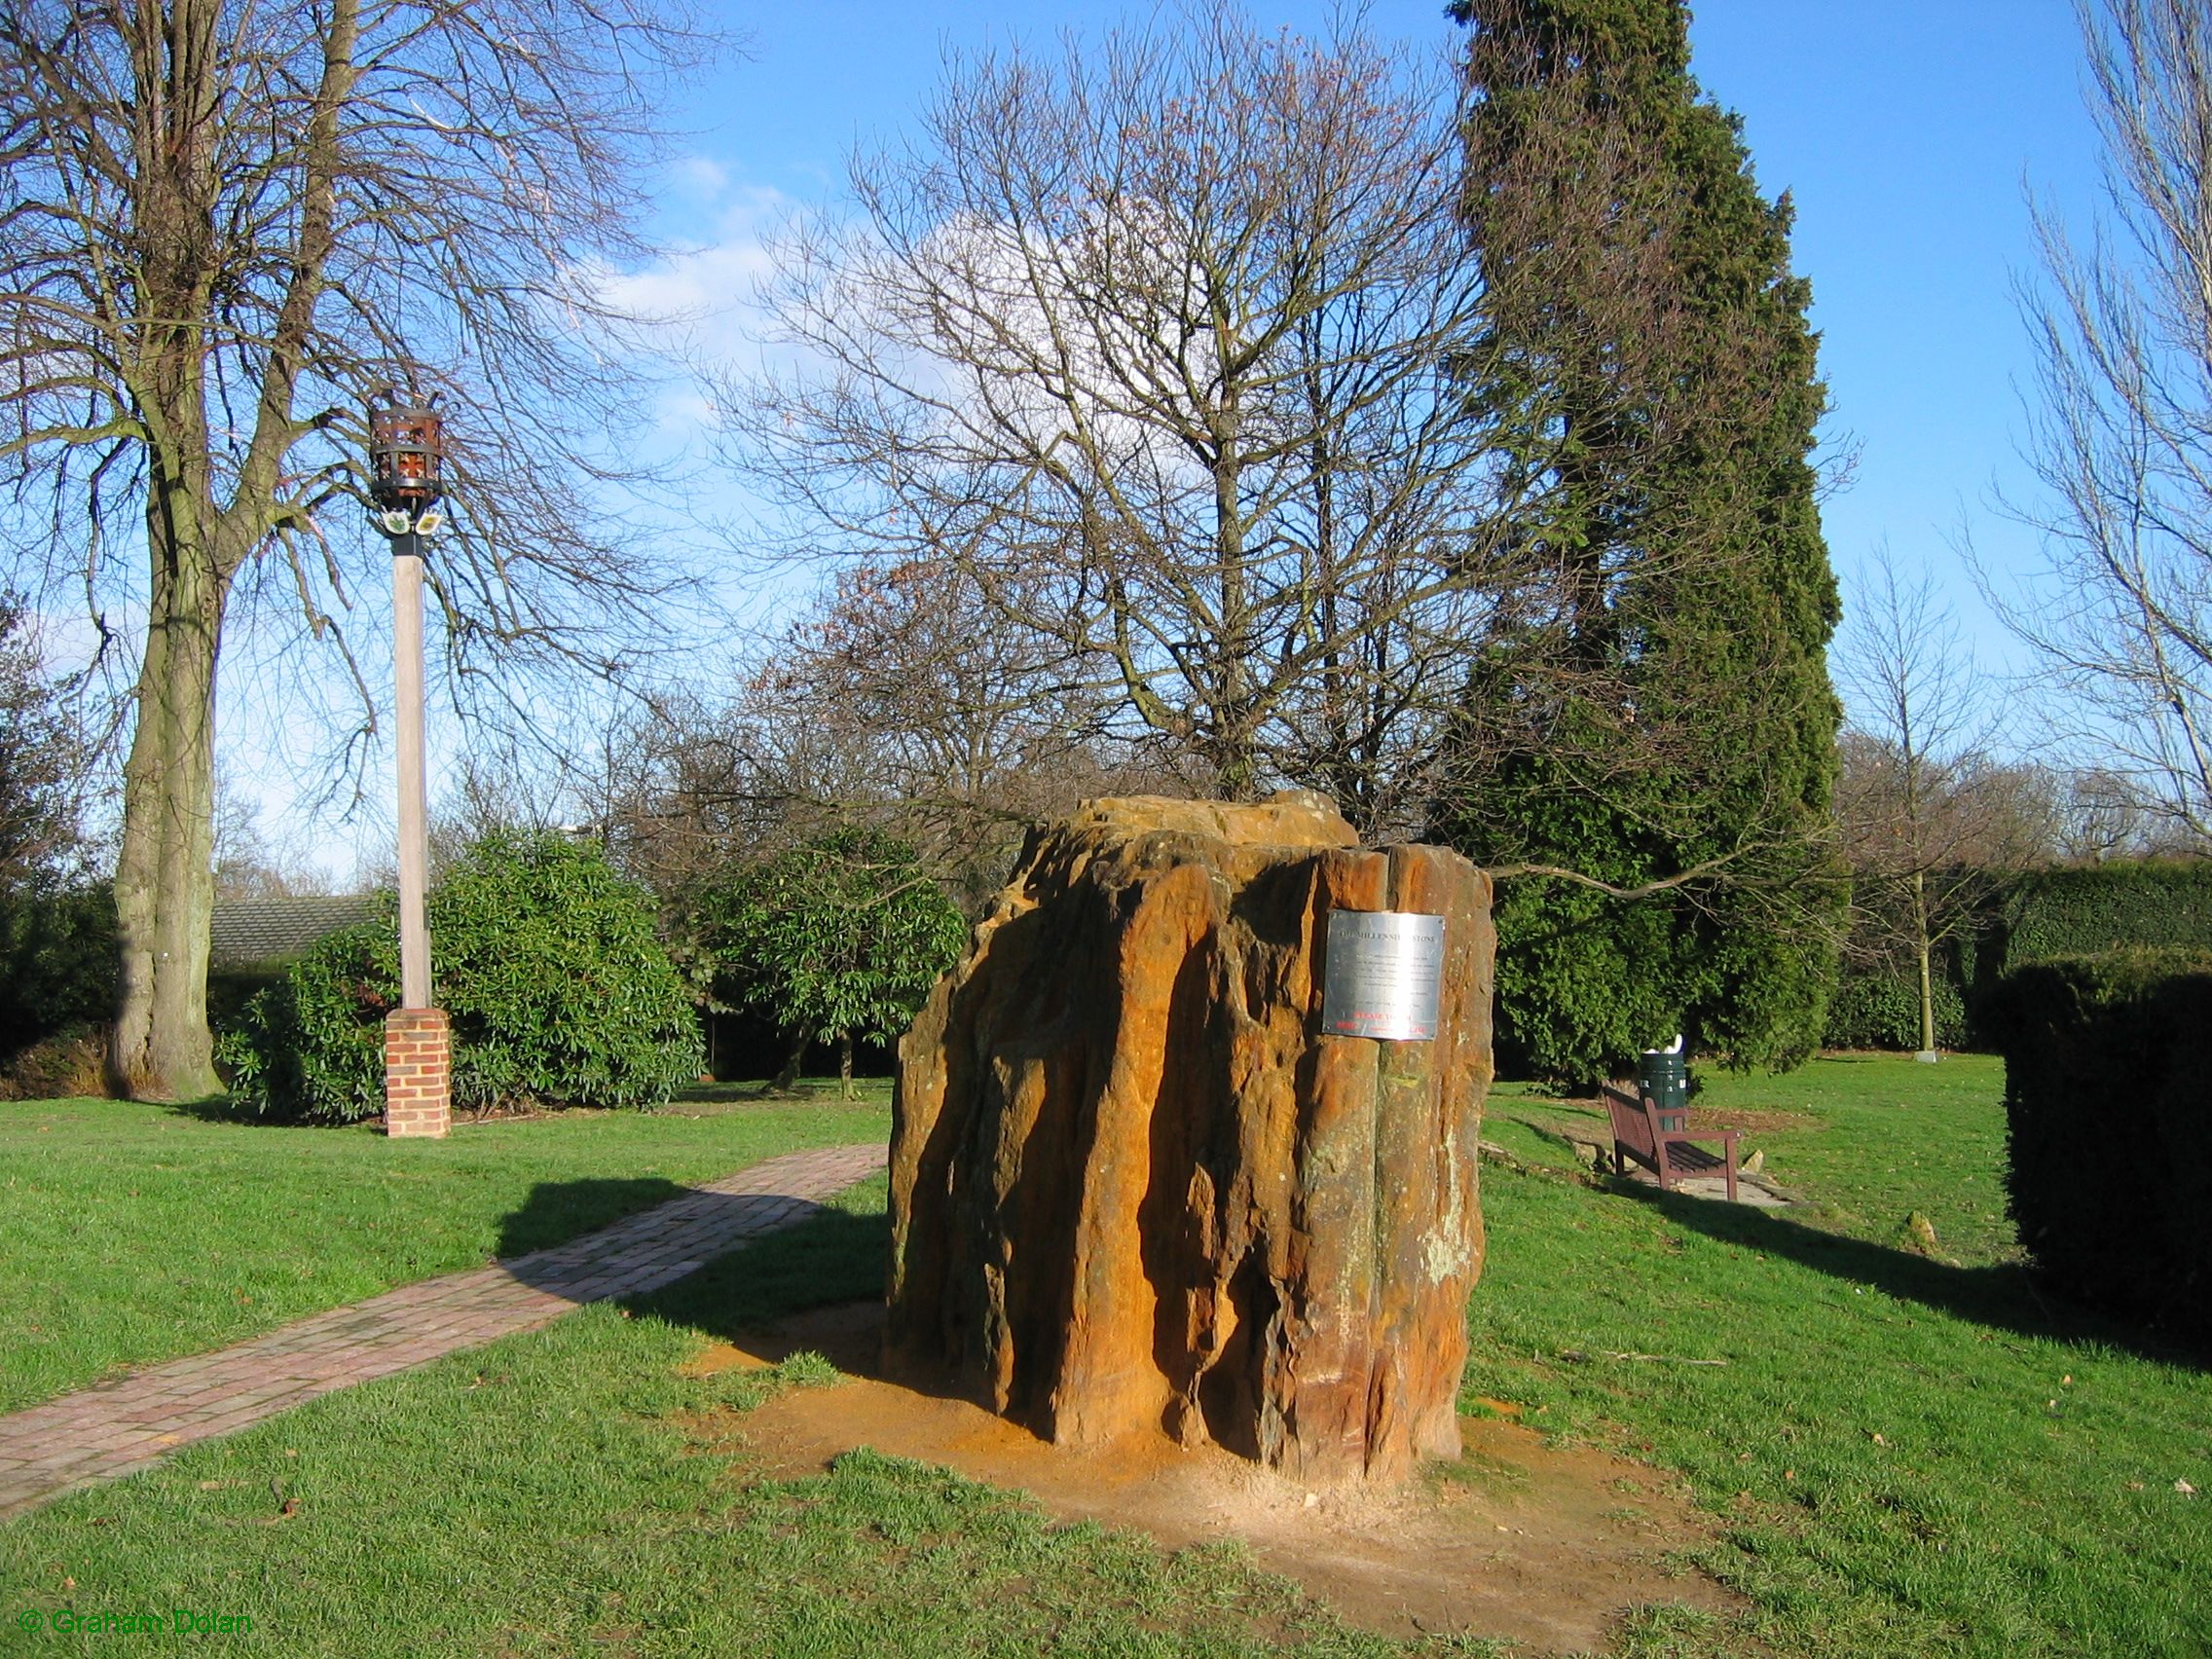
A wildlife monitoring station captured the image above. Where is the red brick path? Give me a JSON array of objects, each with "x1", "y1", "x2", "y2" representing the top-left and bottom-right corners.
[{"x1": 0, "y1": 1141, "x2": 886, "y2": 1521}]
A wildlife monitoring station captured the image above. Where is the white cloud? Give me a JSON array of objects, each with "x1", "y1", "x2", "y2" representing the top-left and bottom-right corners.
[
  {"x1": 673, "y1": 154, "x2": 732, "y2": 199},
  {"x1": 562, "y1": 180, "x2": 810, "y2": 443},
  {"x1": 597, "y1": 186, "x2": 790, "y2": 340}
]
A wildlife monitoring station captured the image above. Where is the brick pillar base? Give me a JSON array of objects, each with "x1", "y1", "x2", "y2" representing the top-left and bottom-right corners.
[{"x1": 385, "y1": 1007, "x2": 452, "y2": 1138}]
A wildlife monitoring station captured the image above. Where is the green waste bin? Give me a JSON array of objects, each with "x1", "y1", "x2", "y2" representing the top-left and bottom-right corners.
[{"x1": 1636, "y1": 1046, "x2": 1688, "y2": 1132}]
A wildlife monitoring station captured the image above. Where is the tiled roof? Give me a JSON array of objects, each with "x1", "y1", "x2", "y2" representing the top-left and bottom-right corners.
[{"x1": 208, "y1": 895, "x2": 381, "y2": 969}]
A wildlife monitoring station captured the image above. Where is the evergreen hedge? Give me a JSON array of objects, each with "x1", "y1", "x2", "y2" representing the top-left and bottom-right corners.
[
  {"x1": 0, "y1": 884, "x2": 116, "y2": 1061},
  {"x1": 220, "y1": 832, "x2": 702, "y2": 1123},
  {"x1": 1982, "y1": 948, "x2": 2212, "y2": 1343},
  {"x1": 1826, "y1": 860, "x2": 2212, "y2": 1051},
  {"x1": 1821, "y1": 969, "x2": 1968, "y2": 1052},
  {"x1": 1983, "y1": 863, "x2": 2212, "y2": 990}
]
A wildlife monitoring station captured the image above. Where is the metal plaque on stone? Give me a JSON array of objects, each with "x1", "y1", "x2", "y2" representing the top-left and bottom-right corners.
[{"x1": 1320, "y1": 910, "x2": 1445, "y2": 1041}]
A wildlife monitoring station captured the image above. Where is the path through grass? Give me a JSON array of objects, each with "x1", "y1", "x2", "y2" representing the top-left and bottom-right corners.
[
  {"x1": 1, "y1": 1178, "x2": 1408, "y2": 1658},
  {"x1": 0, "y1": 1085, "x2": 888, "y2": 1414},
  {"x1": 5, "y1": 1058, "x2": 2207, "y2": 1654}
]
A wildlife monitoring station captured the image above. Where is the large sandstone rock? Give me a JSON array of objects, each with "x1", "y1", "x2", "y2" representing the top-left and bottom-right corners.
[{"x1": 887, "y1": 791, "x2": 1493, "y2": 1485}]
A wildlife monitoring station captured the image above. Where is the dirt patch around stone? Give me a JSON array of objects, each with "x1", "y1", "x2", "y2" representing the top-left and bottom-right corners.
[{"x1": 679, "y1": 1302, "x2": 1746, "y2": 1655}]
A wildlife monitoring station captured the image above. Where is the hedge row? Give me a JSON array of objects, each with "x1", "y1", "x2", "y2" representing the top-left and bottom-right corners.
[
  {"x1": 1995, "y1": 862, "x2": 2212, "y2": 966},
  {"x1": 1982, "y1": 948, "x2": 2212, "y2": 1343},
  {"x1": 1820, "y1": 969, "x2": 1968, "y2": 1051},
  {"x1": 1832, "y1": 860, "x2": 2211, "y2": 1051}
]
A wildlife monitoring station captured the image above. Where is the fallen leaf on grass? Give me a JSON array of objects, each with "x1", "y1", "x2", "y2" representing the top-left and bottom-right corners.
[{"x1": 2178, "y1": 1480, "x2": 2198, "y2": 1496}]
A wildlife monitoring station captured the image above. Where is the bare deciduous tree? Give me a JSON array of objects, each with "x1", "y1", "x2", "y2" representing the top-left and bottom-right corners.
[
  {"x1": 593, "y1": 561, "x2": 1171, "y2": 910},
  {"x1": 727, "y1": 4, "x2": 1569, "y2": 835},
  {"x1": 1, "y1": 0, "x2": 712, "y2": 1096},
  {"x1": 751, "y1": 561, "x2": 1159, "y2": 886},
  {"x1": 1835, "y1": 551, "x2": 2029, "y2": 1054},
  {"x1": 210, "y1": 776, "x2": 342, "y2": 902},
  {"x1": 1996, "y1": 0, "x2": 2212, "y2": 848}
]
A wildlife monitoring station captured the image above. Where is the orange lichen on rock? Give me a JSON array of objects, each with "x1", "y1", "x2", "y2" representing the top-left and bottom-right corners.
[{"x1": 886, "y1": 791, "x2": 1493, "y2": 1485}]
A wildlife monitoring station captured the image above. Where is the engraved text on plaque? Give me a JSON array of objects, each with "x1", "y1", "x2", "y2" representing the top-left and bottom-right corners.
[{"x1": 1321, "y1": 910, "x2": 1445, "y2": 1041}]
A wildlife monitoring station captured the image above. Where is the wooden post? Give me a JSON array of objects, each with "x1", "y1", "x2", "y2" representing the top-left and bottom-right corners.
[
  {"x1": 393, "y1": 537, "x2": 431, "y2": 1010},
  {"x1": 386, "y1": 535, "x2": 449, "y2": 1137}
]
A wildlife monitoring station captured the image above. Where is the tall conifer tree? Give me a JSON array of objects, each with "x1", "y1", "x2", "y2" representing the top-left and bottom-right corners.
[{"x1": 1444, "y1": 0, "x2": 1844, "y2": 1083}]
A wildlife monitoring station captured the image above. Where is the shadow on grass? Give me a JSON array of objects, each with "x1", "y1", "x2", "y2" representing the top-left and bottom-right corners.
[
  {"x1": 628, "y1": 1201, "x2": 889, "y2": 1341},
  {"x1": 485, "y1": 1174, "x2": 890, "y2": 1339},
  {"x1": 1634, "y1": 1181, "x2": 2209, "y2": 1372},
  {"x1": 157, "y1": 1092, "x2": 317, "y2": 1125},
  {"x1": 497, "y1": 1176, "x2": 693, "y2": 1259},
  {"x1": 670, "y1": 1079, "x2": 891, "y2": 1106}
]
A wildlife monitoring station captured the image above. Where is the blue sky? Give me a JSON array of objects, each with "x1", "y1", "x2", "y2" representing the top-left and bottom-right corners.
[
  {"x1": 239, "y1": 1, "x2": 2112, "y2": 875},
  {"x1": 650, "y1": 0, "x2": 2100, "y2": 661}
]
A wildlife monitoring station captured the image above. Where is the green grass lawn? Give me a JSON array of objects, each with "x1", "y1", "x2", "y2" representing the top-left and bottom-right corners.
[
  {"x1": 2, "y1": 1177, "x2": 1412, "y2": 1658},
  {"x1": 4, "y1": 1056, "x2": 2208, "y2": 1655},
  {"x1": 0, "y1": 1083, "x2": 889, "y2": 1414},
  {"x1": 1487, "y1": 1052, "x2": 2023, "y2": 1265},
  {"x1": 1475, "y1": 1054, "x2": 2212, "y2": 1655}
]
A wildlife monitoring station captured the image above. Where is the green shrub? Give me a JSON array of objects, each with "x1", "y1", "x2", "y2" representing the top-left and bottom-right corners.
[
  {"x1": 0, "y1": 883, "x2": 116, "y2": 1061},
  {"x1": 1485, "y1": 873, "x2": 1684, "y2": 1087},
  {"x1": 220, "y1": 832, "x2": 702, "y2": 1123},
  {"x1": 215, "y1": 912, "x2": 395, "y2": 1122},
  {"x1": 685, "y1": 828, "x2": 967, "y2": 1093},
  {"x1": 1981, "y1": 947, "x2": 2212, "y2": 1342},
  {"x1": 206, "y1": 966, "x2": 288, "y2": 1034},
  {"x1": 1822, "y1": 970, "x2": 1968, "y2": 1051}
]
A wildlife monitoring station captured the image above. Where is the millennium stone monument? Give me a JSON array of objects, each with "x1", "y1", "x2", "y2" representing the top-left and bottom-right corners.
[{"x1": 886, "y1": 792, "x2": 1493, "y2": 1484}]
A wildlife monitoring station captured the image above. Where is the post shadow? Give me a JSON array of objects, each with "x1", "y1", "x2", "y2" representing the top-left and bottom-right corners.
[{"x1": 1625, "y1": 1180, "x2": 2209, "y2": 1372}]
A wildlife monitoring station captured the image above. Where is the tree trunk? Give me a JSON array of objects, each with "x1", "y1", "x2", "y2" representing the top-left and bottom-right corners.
[
  {"x1": 768, "y1": 1024, "x2": 812, "y2": 1094},
  {"x1": 107, "y1": 0, "x2": 233, "y2": 1103},
  {"x1": 1912, "y1": 867, "x2": 1937, "y2": 1059},
  {"x1": 839, "y1": 1031, "x2": 855, "y2": 1100},
  {"x1": 110, "y1": 514, "x2": 228, "y2": 1101}
]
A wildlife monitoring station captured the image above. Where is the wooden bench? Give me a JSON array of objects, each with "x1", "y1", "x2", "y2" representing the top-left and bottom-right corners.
[{"x1": 1599, "y1": 1081, "x2": 1739, "y2": 1201}]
